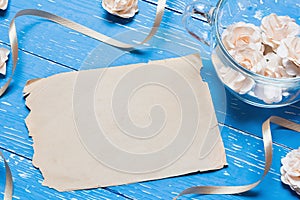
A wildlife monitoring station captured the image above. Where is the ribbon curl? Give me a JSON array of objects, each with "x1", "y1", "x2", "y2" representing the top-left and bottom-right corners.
[
  {"x1": 1, "y1": 0, "x2": 166, "y2": 97},
  {"x1": 0, "y1": 152, "x2": 13, "y2": 200},
  {"x1": 175, "y1": 116, "x2": 300, "y2": 199}
]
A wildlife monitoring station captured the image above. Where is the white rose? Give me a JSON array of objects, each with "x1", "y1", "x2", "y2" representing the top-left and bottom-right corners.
[
  {"x1": 0, "y1": 48, "x2": 9, "y2": 75},
  {"x1": 261, "y1": 14, "x2": 300, "y2": 49},
  {"x1": 281, "y1": 148, "x2": 300, "y2": 195},
  {"x1": 0, "y1": 0, "x2": 8, "y2": 10},
  {"x1": 282, "y1": 59, "x2": 300, "y2": 77},
  {"x1": 261, "y1": 52, "x2": 289, "y2": 78},
  {"x1": 254, "y1": 84, "x2": 282, "y2": 104},
  {"x1": 222, "y1": 22, "x2": 263, "y2": 52},
  {"x1": 219, "y1": 66, "x2": 255, "y2": 95},
  {"x1": 277, "y1": 37, "x2": 300, "y2": 67},
  {"x1": 229, "y1": 47, "x2": 265, "y2": 73},
  {"x1": 102, "y1": 0, "x2": 138, "y2": 18}
]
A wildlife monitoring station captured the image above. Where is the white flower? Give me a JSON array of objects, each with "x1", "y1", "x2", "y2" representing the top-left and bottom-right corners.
[
  {"x1": 0, "y1": 48, "x2": 9, "y2": 76},
  {"x1": 219, "y1": 66, "x2": 255, "y2": 95},
  {"x1": 277, "y1": 37, "x2": 300, "y2": 67},
  {"x1": 218, "y1": 13, "x2": 300, "y2": 104},
  {"x1": 0, "y1": 0, "x2": 8, "y2": 10},
  {"x1": 260, "y1": 52, "x2": 289, "y2": 78},
  {"x1": 102, "y1": 0, "x2": 138, "y2": 18},
  {"x1": 222, "y1": 22, "x2": 263, "y2": 52},
  {"x1": 281, "y1": 148, "x2": 300, "y2": 196},
  {"x1": 277, "y1": 37, "x2": 300, "y2": 77},
  {"x1": 254, "y1": 84, "x2": 282, "y2": 104},
  {"x1": 261, "y1": 14, "x2": 300, "y2": 49},
  {"x1": 229, "y1": 47, "x2": 265, "y2": 73},
  {"x1": 282, "y1": 58, "x2": 300, "y2": 77}
]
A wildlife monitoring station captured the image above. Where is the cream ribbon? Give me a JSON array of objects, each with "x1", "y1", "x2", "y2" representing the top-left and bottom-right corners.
[
  {"x1": 175, "y1": 116, "x2": 300, "y2": 199},
  {"x1": 0, "y1": 152, "x2": 13, "y2": 200},
  {"x1": 1, "y1": 2, "x2": 300, "y2": 200},
  {"x1": 1, "y1": 0, "x2": 166, "y2": 97}
]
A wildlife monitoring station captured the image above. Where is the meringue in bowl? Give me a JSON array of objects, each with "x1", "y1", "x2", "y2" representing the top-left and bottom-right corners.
[{"x1": 184, "y1": 0, "x2": 300, "y2": 108}]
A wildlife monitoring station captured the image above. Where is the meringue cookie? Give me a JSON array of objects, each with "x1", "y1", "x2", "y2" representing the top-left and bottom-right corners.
[
  {"x1": 102, "y1": 0, "x2": 139, "y2": 18},
  {"x1": 281, "y1": 148, "x2": 300, "y2": 196},
  {"x1": 219, "y1": 66, "x2": 255, "y2": 94},
  {"x1": 229, "y1": 47, "x2": 265, "y2": 72},
  {"x1": 261, "y1": 52, "x2": 289, "y2": 78},
  {"x1": 277, "y1": 37, "x2": 300, "y2": 67},
  {"x1": 222, "y1": 22, "x2": 263, "y2": 52},
  {"x1": 0, "y1": 48, "x2": 10, "y2": 76},
  {"x1": 261, "y1": 14, "x2": 300, "y2": 50},
  {"x1": 254, "y1": 84, "x2": 282, "y2": 104},
  {"x1": 282, "y1": 58, "x2": 300, "y2": 77},
  {"x1": 0, "y1": 0, "x2": 8, "y2": 10}
]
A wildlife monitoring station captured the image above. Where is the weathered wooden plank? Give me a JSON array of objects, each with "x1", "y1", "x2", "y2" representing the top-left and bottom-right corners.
[
  {"x1": 107, "y1": 124, "x2": 299, "y2": 199},
  {"x1": 144, "y1": 0, "x2": 219, "y2": 14},
  {"x1": 0, "y1": 0, "x2": 203, "y2": 70}
]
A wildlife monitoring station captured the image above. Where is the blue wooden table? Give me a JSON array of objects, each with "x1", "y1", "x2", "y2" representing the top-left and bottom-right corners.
[{"x1": 0, "y1": 0, "x2": 299, "y2": 199}]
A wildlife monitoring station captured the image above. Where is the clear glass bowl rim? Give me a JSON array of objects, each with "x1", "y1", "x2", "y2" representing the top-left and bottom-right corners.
[{"x1": 213, "y1": 0, "x2": 300, "y2": 84}]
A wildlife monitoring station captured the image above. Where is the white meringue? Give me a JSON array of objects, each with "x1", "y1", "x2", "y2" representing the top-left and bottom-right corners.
[
  {"x1": 0, "y1": 48, "x2": 9, "y2": 76},
  {"x1": 222, "y1": 22, "x2": 263, "y2": 52},
  {"x1": 219, "y1": 66, "x2": 255, "y2": 95},
  {"x1": 261, "y1": 52, "x2": 289, "y2": 78},
  {"x1": 229, "y1": 47, "x2": 265, "y2": 73},
  {"x1": 0, "y1": 0, "x2": 8, "y2": 10},
  {"x1": 282, "y1": 58, "x2": 300, "y2": 77},
  {"x1": 281, "y1": 148, "x2": 300, "y2": 196},
  {"x1": 261, "y1": 14, "x2": 300, "y2": 50},
  {"x1": 218, "y1": 13, "x2": 300, "y2": 104},
  {"x1": 102, "y1": 0, "x2": 139, "y2": 18},
  {"x1": 277, "y1": 37, "x2": 300, "y2": 67},
  {"x1": 254, "y1": 84, "x2": 282, "y2": 104}
]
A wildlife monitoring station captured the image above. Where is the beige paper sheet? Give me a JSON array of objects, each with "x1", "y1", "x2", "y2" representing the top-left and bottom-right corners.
[{"x1": 24, "y1": 54, "x2": 226, "y2": 191}]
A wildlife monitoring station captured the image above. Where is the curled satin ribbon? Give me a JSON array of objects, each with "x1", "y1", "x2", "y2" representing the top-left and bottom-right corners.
[
  {"x1": 174, "y1": 116, "x2": 300, "y2": 199},
  {"x1": 0, "y1": 152, "x2": 13, "y2": 200},
  {"x1": 1, "y1": 0, "x2": 166, "y2": 97}
]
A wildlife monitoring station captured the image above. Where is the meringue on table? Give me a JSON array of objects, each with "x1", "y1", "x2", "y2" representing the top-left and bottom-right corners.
[
  {"x1": 0, "y1": 48, "x2": 9, "y2": 76},
  {"x1": 102, "y1": 0, "x2": 139, "y2": 18},
  {"x1": 281, "y1": 148, "x2": 300, "y2": 196},
  {"x1": 0, "y1": 0, "x2": 8, "y2": 10}
]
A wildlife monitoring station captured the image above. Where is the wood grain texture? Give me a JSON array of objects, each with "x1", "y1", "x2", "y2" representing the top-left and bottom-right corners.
[
  {"x1": 0, "y1": 0, "x2": 202, "y2": 70},
  {"x1": 0, "y1": 0, "x2": 298, "y2": 199}
]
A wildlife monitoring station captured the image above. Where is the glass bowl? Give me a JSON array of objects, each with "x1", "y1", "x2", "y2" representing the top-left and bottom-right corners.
[{"x1": 183, "y1": 0, "x2": 300, "y2": 108}]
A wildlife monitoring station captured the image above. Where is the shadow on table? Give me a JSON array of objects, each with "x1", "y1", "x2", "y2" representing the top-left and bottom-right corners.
[{"x1": 104, "y1": 12, "x2": 135, "y2": 25}]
